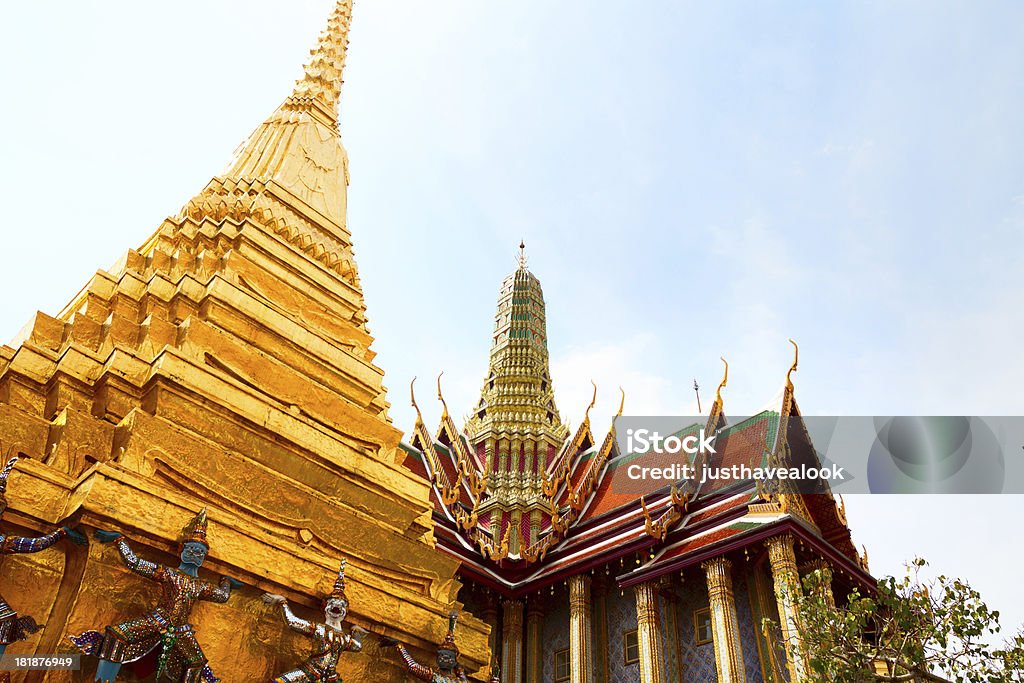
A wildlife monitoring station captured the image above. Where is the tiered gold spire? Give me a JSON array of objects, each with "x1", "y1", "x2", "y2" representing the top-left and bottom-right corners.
[
  {"x1": 214, "y1": 0, "x2": 354, "y2": 230},
  {"x1": 464, "y1": 246, "x2": 569, "y2": 541},
  {"x1": 291, "y1": 0, "x2": 354, "y2": 122},
  {"x1": 465, "y1": 245, "x2": 568, "y2": 461}
]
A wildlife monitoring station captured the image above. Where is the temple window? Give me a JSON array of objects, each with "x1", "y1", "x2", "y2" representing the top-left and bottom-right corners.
[
  {"x1": 623, "y1": 629, "x2": 640, "y2": 664},
  {"x1": 694, "y1": 607, "x2": 713, "y2": 645},
  {"x1": 554, "y1": 648, "x2": 570, "y2": 682}
]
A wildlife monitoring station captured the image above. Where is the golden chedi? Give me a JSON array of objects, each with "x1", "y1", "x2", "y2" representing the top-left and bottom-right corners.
[{"x1": 0, "y1": 1, "x2": 488, "y2": 681}]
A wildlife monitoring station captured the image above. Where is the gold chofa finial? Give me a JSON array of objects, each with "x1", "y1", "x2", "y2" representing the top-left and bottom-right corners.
[
  {"x1": 786, "y1": 339, "x2": 799, "y2": 390},
  {"x1": 410, "y1": 376, "x2": 428, "y2": 429},
  {"x1": 518, "y1": 241, "x2": 527, "y2": 270},
  {"x1": 292, "y1": 0, "x2": 354, "y2": 121},
  {"x1": 437, "y1": 372, "x2": 450, "y2": 418},
  {"x1": 616, "y1": 387, "x2": 626, "y2": 417},
  {"x1": 716, "y1": 357, "x2": 729, "y2": 404},
  {"x1": 584, "y1": 381, "x2": 597, "y2": 424}
]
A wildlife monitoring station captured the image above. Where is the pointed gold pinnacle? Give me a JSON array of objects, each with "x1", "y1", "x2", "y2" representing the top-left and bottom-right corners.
[{"x1": 291, "y1": 0, "x2": 354, "y2": 121}]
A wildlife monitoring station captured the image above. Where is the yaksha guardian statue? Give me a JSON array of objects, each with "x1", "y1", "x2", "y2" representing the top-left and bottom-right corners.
[
  {"x1": 382, "y1": 612, "x2": 469, "y2": 683},
  {"x1": 69, "y1": 508, "x2": 242, "y2": 683},
  {"x1": 261, "y1": 558, "x2": 367, "y2": 682},
  {"x1": 0, "y1": 456, "x2": 85, "y2": 658}
]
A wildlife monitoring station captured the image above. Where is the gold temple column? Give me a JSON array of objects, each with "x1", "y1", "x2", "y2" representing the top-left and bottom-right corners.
[
  {"x1": 702, "y1": 557, "x2": 747, "y2": 683},
  {"x1": 525, "y1": 604, "x2": 544, "y2": 683},
  {"x1": 633, "y1": 581, "x2": 664, "y2": 683},
  {"x1": 767, "y1": 534, "x2": 809, "y2": 682},
  {"x1": 510, "y1": 509, "x2": 523, "y2": 556},
  {"x1": 486, "y1": 436, "x2": 497, "y2": 471},
  {"x1": 499, "y1": 438, "x2": 510, "y2": 472},
  {"x1": 502, "y1": 599, "x2": 525, "y2": 683},
  {"x1": 569, "y1": 574, "x2": 593, "y2": 683}
]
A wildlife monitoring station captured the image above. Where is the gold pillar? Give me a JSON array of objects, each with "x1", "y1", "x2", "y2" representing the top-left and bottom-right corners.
[
  {"x1": 702, "y1": 557, "x2": 747, "y2": 683},
  {"x1": 633, "y1": 581, "x2": 664, "y2": 683},
  {"x1": 499, "y1": 438, "x2": 510, "y2": 472},
  {"x1": 510, "y1": 509, "x2": 523, "y2": 556},
  {"x1": 530, "y1": 509, "x2": 541, "y2": 546},
  {"x1": 486, "y1": 436, "x2": 497, "y2": 471},
  {"x1": 569, "y1": 574, "x2": 593, "y2": 683},
  {"x1": 767, "y1": 534, "x2": 809, "y2": 682},
  {"x1": 526, "y1": 604, "x2": 544, "y2": 683},
  {"x1": 502, "y1": 599, "x2": 524, "y2": 683}
]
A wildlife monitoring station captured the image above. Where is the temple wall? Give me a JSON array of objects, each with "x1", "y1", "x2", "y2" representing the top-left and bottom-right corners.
[
  {"x1": 659, "y1": 586, "x2": 681, "y2": 683},
  {"x1": 747, "y1": 564, "x2": 789, "y2": 683},
  {"x1": 540, "y1": 584, "x2": 570, "y2": 683},
  {"x1": 604, "y1": 582, "x2": 639, "y2": 683},
  {"x1": 735, "y1": 566, "x2": 766, "y2": 683},
  {"x1": 677, "y1": 568, "x2": 717, "y2": 683}
]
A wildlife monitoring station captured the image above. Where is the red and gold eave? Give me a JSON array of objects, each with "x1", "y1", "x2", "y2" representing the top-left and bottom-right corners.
[{"x1": 399, "y1": 353, "x2": 875, "y2": 600}]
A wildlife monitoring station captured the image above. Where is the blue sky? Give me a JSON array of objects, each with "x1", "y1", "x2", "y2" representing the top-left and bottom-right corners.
[{"x1": 2, "y1": 1, "x2": 1022, "y2": 637}]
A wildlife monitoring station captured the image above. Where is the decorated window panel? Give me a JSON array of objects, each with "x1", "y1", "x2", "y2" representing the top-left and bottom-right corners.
[
  {"x1": 694, "y1": 607, "x2": 713, "y2": 645},
  {"x1": 624, "y1": 629, "x2": 640, "y2": 664},
  {"x1": 554, "y1": 648, "x2": 570, "y2": 682}
]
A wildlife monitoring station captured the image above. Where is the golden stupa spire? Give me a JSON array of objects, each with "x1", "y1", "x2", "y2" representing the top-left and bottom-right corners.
[
  {"x1": 290, "y1": 0, "x2": 354, "y2": 123},
  {"x1": 215, "y1": 0, "x2": 356, "y2": 229}
]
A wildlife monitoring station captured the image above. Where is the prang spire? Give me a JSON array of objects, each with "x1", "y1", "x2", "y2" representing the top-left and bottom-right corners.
[
  {"x1": 465, "y1": 248, "x2": 568, "y2": 469},
  {"x1": 291, "y1": 0, "x2": 354, "y2": 123}
]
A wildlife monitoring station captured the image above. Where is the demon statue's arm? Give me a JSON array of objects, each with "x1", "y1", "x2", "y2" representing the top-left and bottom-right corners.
[
  {"x1": 275, "y1": 599, "x2": 317, "y2": 637},
  {"x1": 0, "y1": 526, "x2": 68, "y2": 554},
  {"x1": 200, "y1": 576, "x2": 235, "y2": 604},
  {"x1": 346, "y1": 626, "x2": 366, "y2": 653},
  {"x1": 106, "y1": 534, "x2": 161, "y2": 579},
  {"x1": 394, "y1": 643, "x2": 435, "y2": 682}
]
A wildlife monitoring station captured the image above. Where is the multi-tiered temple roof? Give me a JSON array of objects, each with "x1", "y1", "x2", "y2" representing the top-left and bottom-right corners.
[{"x1": 402, "y1": 259, "x2": 871, "y2": 600}]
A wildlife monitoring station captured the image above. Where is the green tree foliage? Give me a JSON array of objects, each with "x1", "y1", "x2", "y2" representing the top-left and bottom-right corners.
[{"x1": 765, "y1": 558, "x2": 1023, "y2": 683}]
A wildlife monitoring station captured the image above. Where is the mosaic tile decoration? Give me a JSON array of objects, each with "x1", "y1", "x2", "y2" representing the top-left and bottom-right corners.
[
  {"x1": 734, "y1": 565, "x2": 766, "y2": 682},
  {"x1": 541, "y1": 584, "x2": 571, "y2": 683},
  {"x1": 605, "y1": 584, "x2": 640, "y2": 683},
  {"x1": 660, "y1": 590, "x2": 682, "y2": 683},
  {"x1": 676, "y1": 569, "x2": 718, "y2": 683},
  {"x1": 594, "y1": 583, "x2": 611, "y2": 683}
]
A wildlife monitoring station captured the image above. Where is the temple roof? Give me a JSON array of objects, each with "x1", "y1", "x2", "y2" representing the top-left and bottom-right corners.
[{"x1": 401, "y1": 338, "x2": 869, "y2": 597}]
